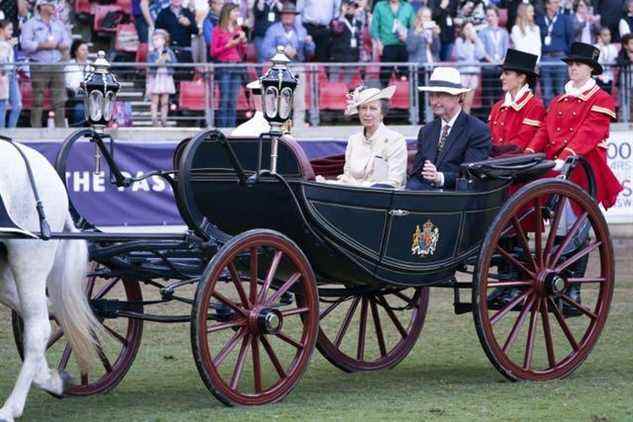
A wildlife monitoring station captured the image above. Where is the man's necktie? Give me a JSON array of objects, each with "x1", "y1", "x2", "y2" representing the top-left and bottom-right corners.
[{"x1": 438, "y1": 124, "x2": 450, "y2": 153}]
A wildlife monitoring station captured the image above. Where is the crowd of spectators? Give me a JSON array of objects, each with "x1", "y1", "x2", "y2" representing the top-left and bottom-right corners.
[{"x1": 0, "y1": 0, "x2": 632, "y2": 128}]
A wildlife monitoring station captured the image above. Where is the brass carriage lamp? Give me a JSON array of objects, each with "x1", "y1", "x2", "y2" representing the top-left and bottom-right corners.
[
  {"x1": 81, "y1": 50, "x2": 121, "y2": 128},
  {"x1": 260, "y1": 46, "x2": 297, "y2": 173}
]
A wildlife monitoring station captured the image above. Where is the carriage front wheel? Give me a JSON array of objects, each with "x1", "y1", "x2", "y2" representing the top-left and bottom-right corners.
[
  {"x1": 191, "y1": 229, "x2": 319, "y2": 406},
  {"x1": 473, "y1": 179, "x2": 614, "y2": 381},
  {"x1": 12, "y1": 265, "x2": 144, "y2": 396}
]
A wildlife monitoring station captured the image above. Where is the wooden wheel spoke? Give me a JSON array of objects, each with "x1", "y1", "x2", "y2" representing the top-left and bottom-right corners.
[
  {"x1": 376, "y1": 296, "x2": 408, "y2": 339},
  {"x1": 252, "y1": 336, "x2": 262, "y2": 394},
  {"x1": 369, "y1": 298, "x2": 387, "y2": 357},
  {"x1": 319, "y1": 296, "x2": 348, "y2": 320},
  {"x1": 206, "y1": 319, "x2": 245, "y2": 334},
  {"x1": 553, "y1": 241, "x2": 601, "y2": 274},
  {"x1": 391, "y1": 290, "x2": 419, "y2": 308},
  {"x1": 566, "y1": 277, "x2": 606, "y2": 284},
  {"x1": 487, "y1": 280, "x2": 533, "y2": 288},
  {"x1": 103, "y1": 323, "x2": 128, "y2": 346},
  {"x1": 496, "y1": 245, "x2": 535, "y2": 279},
  {"x1": 47, "y1": 328, "x2": 64, "y2": 350},
  {"x1": 230, "y1": 334, "x2": 251, "y2": 390},
  {"x1": 357, "y1": 297, "x2": 369, "y2": 361},
  {"x1": 559, "y1": 294, "x2": 598, "y2": 320},
  {"x1": 249, "y1": 247, "x2": 258, "y2": 306},
  {"x1": 548, "y1": 298, "x2": 580, "y2": 351},
  {"x1": 213, "y1": 327, "x2": 247, "y2": 368},
  {"x1": 266, "y1": 272, "x2": 301, "y2": 307},
  {"x1": 334, "y1": 297, "x2": 360, "y2": 347},
  {"x1": 212, "y1": 291, "x2": 248, "y2": 317},
  {"x1": 540, "y1": 298, "x2": 557, "y2": 368},
  {"x1": 58, "y1": 344, "x2": 72, "y2": 370},
  {"x1": 95, "y1": 278, "x2": 120, "y2": 300},
  {"x1": 511, "y1": 216, "x2": 537, "y2": 271},
  {"x1": 258, "y1": 250, "x2": 283, "y2": 304},
  {"x1": 86, "y1": 277, "x2": 97, "y2": 298},
  {"x1": 490, "y1": 289, "x2": 532, "y2": 325},
  {"x1": 228, "y1": 263, "x2": 251, "y2": 309},
  {"x1": 500, "y1": 207, "x2": 534, "y2": 238},
  {"x1": 281, "y1": 307, "x2": 309, "y2": 317},
  {"x1": 534, "y1": 198, "x2": 544, "y2": 268},
  {"x1": 502, "y1": 294, "x2": 536, "y2": 353},
  {"x1": 260, "y1": 336, "x2": 287, "y2": 379},
  {"x1": 549, "y1": 212, "x2": 588, "y2": 268},
  {"x1": 275, "y1": 331, "x2": 304, "y2": 350},
  {"x1": 523, "y1": 299, "x2": 540, "y2": 370},
  {"x1": 544, "y1": 196, "x2": 565, "y2": 265},
  {"x1": 96, "y1": 342, "x2": 113, "y2": 373}
]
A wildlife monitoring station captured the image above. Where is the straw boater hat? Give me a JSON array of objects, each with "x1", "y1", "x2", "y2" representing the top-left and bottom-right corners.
[
  {"x1": 418, "y1": 67, "x2": 471, "y2": 95},
  {"x1": 344, "y1": 85, "x2": 396, "y2": 116},
  {"x1": 562, "y1": 42, "x2": 603, "y2": 75}
]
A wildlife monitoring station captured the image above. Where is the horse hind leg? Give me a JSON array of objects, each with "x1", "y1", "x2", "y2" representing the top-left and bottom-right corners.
[{"x1": 0, "y1": 248, "x2": 66, "y2": 421}]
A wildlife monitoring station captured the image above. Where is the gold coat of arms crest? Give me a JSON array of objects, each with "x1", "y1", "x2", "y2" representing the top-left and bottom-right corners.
[{"x1": 411, "y1": 219, "x2": 439, "y2": 257}]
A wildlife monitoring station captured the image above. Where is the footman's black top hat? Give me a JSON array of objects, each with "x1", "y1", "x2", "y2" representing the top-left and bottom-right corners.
[
  {"x1": 562, "y1": 42, "x2": 603, "y2": 75},
  {"x1": 501, "y1": 49, "x2": 539, "y2": 77}
]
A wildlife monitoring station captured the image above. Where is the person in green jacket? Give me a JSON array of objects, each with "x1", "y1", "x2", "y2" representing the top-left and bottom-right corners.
[{"x1": 370, "y1": 0, "x2": 416, "y2": 87}]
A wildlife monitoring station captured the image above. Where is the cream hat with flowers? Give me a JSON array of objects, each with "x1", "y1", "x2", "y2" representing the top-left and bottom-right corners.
[{"x1": 344, "y1": 85, "x2": 396, "y2": 116}]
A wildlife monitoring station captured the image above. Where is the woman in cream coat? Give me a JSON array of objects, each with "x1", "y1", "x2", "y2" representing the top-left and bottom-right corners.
[{"x1": 316, "y1": 85, "x2": 408, "y2": 189}]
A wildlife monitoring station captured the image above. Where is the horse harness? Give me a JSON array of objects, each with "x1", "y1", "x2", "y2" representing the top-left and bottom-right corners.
[{"x1": 0, "y1": 135, "x2": 52, "y2": 240}]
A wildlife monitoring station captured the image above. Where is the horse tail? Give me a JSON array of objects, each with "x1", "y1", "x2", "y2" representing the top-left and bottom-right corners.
[{"x1": 48, "y1": 213, "x2": 100, "y2": 373}]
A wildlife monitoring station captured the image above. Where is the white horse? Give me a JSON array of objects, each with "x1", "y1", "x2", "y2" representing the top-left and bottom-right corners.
[{"x1": 0, "y1": 141, "x2": 100, "y2": 422}]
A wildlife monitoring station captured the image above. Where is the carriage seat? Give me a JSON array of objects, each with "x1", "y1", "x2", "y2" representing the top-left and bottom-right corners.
[
  {"x1": 461, "y1": 153, "x2": 555, "y2": 183},
  {"x1": 280, "y1": 135, "x2": 315, "y2": 181}
]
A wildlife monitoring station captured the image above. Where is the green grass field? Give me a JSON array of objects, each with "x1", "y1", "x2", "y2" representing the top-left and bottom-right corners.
[{"x1": 1, "y1": 240, "x2": 631, "y2": 422}]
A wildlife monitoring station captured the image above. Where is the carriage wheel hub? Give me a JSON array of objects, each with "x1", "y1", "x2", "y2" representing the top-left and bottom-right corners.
[
  {"x1": 254, "y1": 308, "x2": 283, "y2": 334},
  {"x1": 544, "y1": 273, "x2": 566, "y2": 295}
]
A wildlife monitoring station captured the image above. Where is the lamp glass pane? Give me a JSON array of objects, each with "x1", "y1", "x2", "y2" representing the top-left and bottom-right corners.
[
  {"x1": 103, "y1": 91, "x2": 115, "y2": 121},
  {"x1": 279, "y1": 87, "x2": 293, "y2": 120},
  {"x1": 88, "y1": 90, "x2": 103, "y2": 122},
  {"x1": 264, "y1": 86, "x2": 278, "y2": 119}
]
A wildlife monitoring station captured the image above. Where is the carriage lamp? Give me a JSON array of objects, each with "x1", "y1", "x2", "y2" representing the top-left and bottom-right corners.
[
  {"x1": 260, "y1": 46, "x2": 298, "y2": 173},
  {"x1": 81, "y1": 50, "x2": 120, "y2": 172},
  {"x1": 82, "y1": 50, "x2": 121, "y2": 127}
]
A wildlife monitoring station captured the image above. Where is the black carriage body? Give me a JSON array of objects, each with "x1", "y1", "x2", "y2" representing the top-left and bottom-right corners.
[{"x1": 176, "y1": 134, "x2": 508, "y2": 287}]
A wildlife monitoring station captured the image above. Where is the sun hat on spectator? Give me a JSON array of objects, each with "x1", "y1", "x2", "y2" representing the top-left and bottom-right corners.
[
  {"x1": 279, "y1": 2, "x2": 300, "y2": 15},
  {"x1": 246, "y1": 79, "x2": 262, "y2": 95},
  {"x1": 417, "y1": 67, "x2": 471, "y2": 95},
  {"x1": 35, "y1": 0, "x2": 56, "y2": 7},
  {"x1": 344, "y1": 85, "x2": 396, "y2": 115}
]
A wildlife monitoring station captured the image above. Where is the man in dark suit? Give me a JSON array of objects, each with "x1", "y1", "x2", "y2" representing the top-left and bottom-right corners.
[{"x1": 407, "y1": 67, "x2": 491, "y2": 190}]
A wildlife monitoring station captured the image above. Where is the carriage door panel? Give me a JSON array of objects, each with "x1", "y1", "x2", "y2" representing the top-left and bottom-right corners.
[{"x1": 380, "y1": 193, "x2": 464, "y2": 271}]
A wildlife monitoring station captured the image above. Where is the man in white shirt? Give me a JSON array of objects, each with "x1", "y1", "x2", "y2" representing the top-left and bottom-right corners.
[{"x1": 407, "y1": 67, "x2": 491, "y2": 190}]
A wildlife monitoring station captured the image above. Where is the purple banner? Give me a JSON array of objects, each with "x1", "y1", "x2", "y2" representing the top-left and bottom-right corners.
[{"x1": 25, "y1": 138, "x2": 352, "y2": 227}]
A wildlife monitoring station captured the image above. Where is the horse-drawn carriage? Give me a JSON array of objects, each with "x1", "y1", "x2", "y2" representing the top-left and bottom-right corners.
[{"x1": 0, "y1": 51, "x2": 614, "y2": 414}]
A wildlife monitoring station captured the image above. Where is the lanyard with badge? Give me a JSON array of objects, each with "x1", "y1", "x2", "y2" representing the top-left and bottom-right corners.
[
  {"x1": 544, "y1": 13, "x2": 557, "y2": 46},
  {"x1": 342, "y1": 17, "x2": 358, "y2": 49},
  {"x1": 267, "y1": 0, "x2": 277, "y2": 22}
]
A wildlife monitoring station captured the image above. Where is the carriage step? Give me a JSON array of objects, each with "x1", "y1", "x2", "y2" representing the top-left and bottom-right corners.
[{"x1": 453, "y1": 302, "x2": 473, "y2": 315}]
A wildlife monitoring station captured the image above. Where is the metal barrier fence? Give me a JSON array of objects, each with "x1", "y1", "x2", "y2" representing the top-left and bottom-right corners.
[{"x1": 1, "y1": 61, "x2": 630, "y2": 128}]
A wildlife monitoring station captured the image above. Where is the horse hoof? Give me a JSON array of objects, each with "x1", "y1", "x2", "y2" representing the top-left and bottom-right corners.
[{"x1": 50, "y1": 370, "x2": 75, "y2": 400}]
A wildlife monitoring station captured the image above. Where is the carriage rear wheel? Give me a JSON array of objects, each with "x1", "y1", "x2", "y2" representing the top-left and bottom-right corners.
[
  {"x1": 12, "y1": 266, "x2": 144, "y2": 396},
  {"x1": 191, "y1": 229, "x2": 319, "y2": 406},
  {"x1": 316, "y1": 287, "x2": 429, "y2": 372},
  {"x1": 473, "y1": 179, "x2": 614, "y2": 381}
]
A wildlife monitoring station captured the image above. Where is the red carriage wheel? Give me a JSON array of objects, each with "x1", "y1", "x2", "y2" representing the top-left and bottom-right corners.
[
  {"x1": 191, "y1": 229, "x2": 319, "y2": 406},
  {"x1": 12, "y1": 265, "x2": 144, "y2": 396},
  {"x1": 316, "y1": 287, "x2": 429, "y2": 372},
  {"x1": 473, "y1": 179, "x2": 614, "y2": 381}
]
